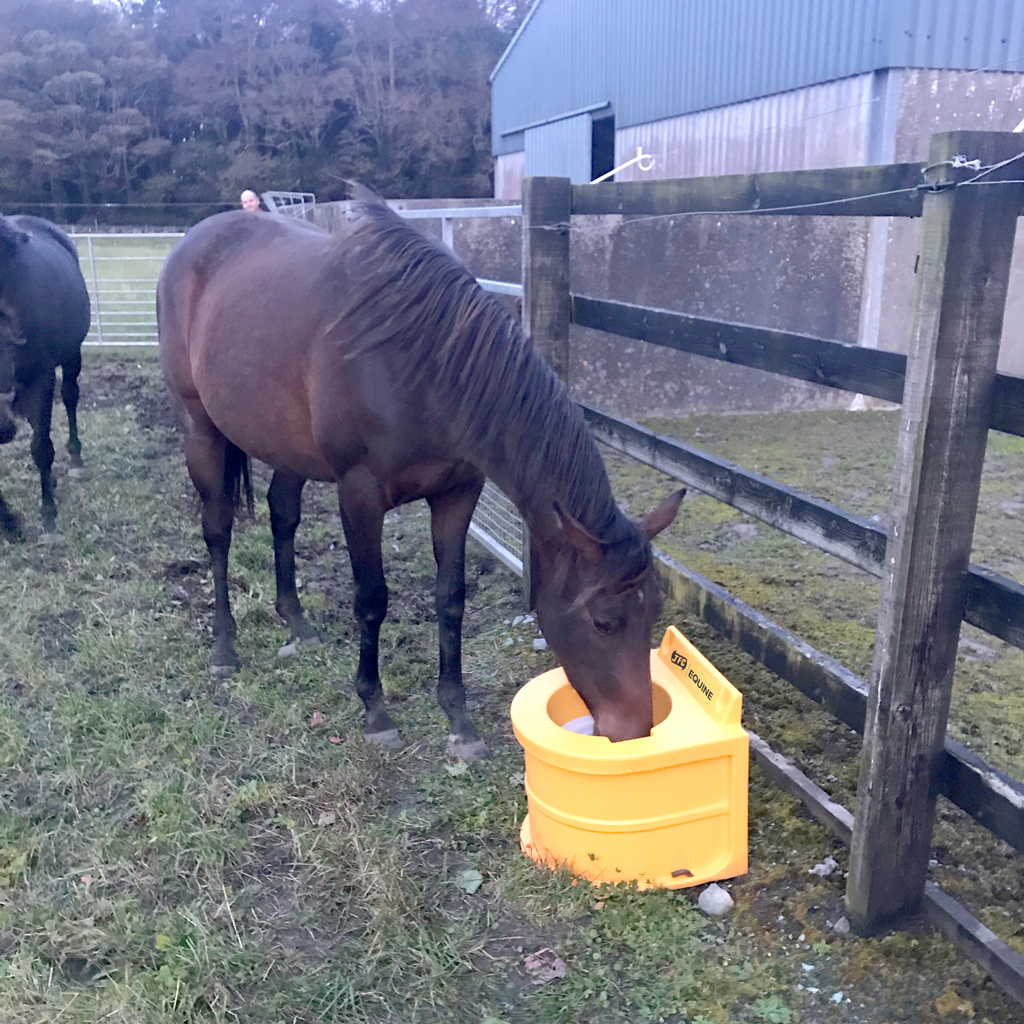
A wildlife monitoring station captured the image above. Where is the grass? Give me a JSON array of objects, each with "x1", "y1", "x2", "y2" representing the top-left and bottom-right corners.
[{"x1": 0, "y1": 353, "x2": 1021, "y2": 1023}]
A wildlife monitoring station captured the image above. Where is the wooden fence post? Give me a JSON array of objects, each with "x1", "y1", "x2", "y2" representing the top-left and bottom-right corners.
[
  {"x1": 846, "y1": 131, "x2": 1024, "y2": 933},
  {"x1": 520, "y1": 176, "x2": 571, "y2": 609}
]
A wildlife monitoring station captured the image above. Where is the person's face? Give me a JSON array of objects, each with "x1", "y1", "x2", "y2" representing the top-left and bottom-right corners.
[{"x1": 241, "y1": 193, "x2": 260, "y2": 212}]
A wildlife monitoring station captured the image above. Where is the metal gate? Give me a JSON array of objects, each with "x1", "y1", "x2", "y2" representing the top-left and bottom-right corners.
[
  {"x1": 261, "y1": 191, "x2": 316, "y2": 217},
  {"x1": 74, "y1": 232, "x2": 182, "y2": 347}
]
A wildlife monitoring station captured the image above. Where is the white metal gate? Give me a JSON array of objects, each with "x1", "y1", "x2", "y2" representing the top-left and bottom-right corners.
[
  {"x1": 73, "y1": 232, "x2": 182, "y2": 347},
  {"x1": 261, "y1": 191, "x2": 316, "y2": 217}
]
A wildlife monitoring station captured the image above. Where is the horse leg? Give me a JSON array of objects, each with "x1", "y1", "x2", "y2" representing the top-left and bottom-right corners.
[
  {"x1": 60, "y1": 350, "x2": 85, "y2": 474},
  {"x1": 22, "y1": 369, "x2": 58, "y2": 534},
  {"x1": 268, "y1": 470, "x2": 318, "y2": 649},
  {"x1": 0, "y1": 491, "x2": 21, "y2": 539},
  {"x1": 185, "y1": 429, "x2": 240, "y2": 676},
  {"x1": 337, "y1": 475, "x2": 399, "y2": 745},
  {"x1": 429, "y1": 474, "x2": 488, "y2": 760}
]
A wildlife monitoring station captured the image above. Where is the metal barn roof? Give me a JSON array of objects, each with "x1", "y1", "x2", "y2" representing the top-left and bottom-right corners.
[{"x1": 491, "y1": 0, "x2": 1024, "y2": 155}]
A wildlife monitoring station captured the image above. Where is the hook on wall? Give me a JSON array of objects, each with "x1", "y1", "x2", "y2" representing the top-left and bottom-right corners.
[{"x1": 590, "y1": 147, "x2": 655, "y2": 185}]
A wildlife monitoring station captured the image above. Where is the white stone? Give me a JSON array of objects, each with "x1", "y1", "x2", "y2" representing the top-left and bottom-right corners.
[
  {"x1": 957, "y1": 637, "x2": 997, "y2": 662},
  {"x1": 697, "y1": 883, "x2": 734, "y2": 916},
  {"x1": 533, "y1": 638, "x2": 548, "y2": 651},
  {"x1": 830, "y1": 916, "x2": 851, "y2": 935},
  {"x1": 809, "y1": 856, "x2": 839, "y2": 877},
  {"x1": 277, "y1": 643, "x2": 297, "y2": 659}
]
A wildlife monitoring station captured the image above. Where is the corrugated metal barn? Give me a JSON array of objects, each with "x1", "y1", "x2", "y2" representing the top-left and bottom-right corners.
[
  {"x1": 492, "y1": 0, "x2": 1024, "y2": 193},
  {"x1": 488, "y1": 0, "x2": 1024, "y2": 396}
]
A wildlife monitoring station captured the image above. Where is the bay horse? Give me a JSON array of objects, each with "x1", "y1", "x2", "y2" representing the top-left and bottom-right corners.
[
  {"x1": 157, "y1": 192, "x2": 682, "y2": 757},
  {"x1": 0, "y1": 215, "x2": 91, "y2": 538}
]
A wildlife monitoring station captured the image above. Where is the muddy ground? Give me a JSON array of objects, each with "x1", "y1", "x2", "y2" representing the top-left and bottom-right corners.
[{"x1": 0, "y1": 353, "x2": 1020, "y2": 1023}]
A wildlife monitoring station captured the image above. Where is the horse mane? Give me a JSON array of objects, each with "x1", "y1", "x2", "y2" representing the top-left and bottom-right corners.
[{"x1": 332, "y1": 188, "x2": 650, "y2": 577}]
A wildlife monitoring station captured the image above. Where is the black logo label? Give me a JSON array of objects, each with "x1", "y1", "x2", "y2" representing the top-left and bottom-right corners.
[
  {"x1": 688, "y1": 666, "x2": 713, "y2": 702},
  {"x1": 672, "y1": 650, "x2": 714, "y2": 701}
]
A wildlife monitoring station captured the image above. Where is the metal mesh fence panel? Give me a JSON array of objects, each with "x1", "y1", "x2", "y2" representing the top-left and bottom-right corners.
[{"x1": 467, "y1": 482, "x2": 524, "y2": 576}]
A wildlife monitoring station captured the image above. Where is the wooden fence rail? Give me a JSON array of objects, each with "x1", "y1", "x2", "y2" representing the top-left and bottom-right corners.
[
  {"x1": 571, "y1": 159, "x2": 1024, "y2": 219},
  {"x1": 654, "y1": 549, "x2": 1024, "y2": 853},
  {"x1": 582, "y1": 405, "x2": 1024, "y2": 651},
  {"x1": 572, "y1": 295, "x2": 1024, "y2": 437},
  {"x1": 572, "y1": 162, "x2": 931, "y2": 217}
]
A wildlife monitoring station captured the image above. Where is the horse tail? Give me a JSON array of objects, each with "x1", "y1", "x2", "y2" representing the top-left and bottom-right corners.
[{"x1": 224, "y1": 440, "x2": 254, "y2": 519}]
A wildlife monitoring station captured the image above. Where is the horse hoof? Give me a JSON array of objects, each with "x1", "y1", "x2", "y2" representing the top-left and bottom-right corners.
[
  {"x1": 68, "y1": 467, "x2": 87, "y2": 480},
  {"x1": 365, "y1": 728, "x2": 403, "y2": 748},
  {"x1": 38, "y1": 532, "x2": 64, "y2": 546},
  {"x1": 210, "y1": 663, "x2": 237, "y2": 678},
  {"x1": 448, "y1": 734, "x2": 490, "y2": 761}
]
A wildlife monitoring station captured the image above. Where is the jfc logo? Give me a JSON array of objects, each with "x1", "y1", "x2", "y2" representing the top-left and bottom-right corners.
[{"x1": 671, "y1": 648, "x2": 714, "y2": 701}]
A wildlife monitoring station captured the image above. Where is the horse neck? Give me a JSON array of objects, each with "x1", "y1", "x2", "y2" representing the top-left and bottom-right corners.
[{"x1": 462, "y1": 348, "x2": 628, "y2": 547}]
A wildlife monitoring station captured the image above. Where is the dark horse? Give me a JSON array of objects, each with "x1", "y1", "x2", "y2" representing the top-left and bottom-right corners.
[
  {"x1": 0, "y1": 215, "x2": 91, "y2": 537},
  {"x1": 157, "y1": 193, "x2": 682, "y2": 756}
]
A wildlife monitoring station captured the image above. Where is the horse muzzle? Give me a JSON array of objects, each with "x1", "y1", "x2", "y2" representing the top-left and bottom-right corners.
[{"x1": 593, "y1": 694, "x2": 655, "y2": 742}]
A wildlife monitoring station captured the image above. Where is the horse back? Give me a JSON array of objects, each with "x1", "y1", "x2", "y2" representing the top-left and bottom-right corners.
[
  {"x1": 158, "y1": 211, "x2": 328, "y2": 324},
  {"x1": 158, "y1": 212, "x2": 348, "y2": 478},
  {"x1": 8, "y1": 215, "x2": 81, "y2": 262}
]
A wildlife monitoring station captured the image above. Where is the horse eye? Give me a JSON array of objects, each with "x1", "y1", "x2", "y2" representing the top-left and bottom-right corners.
[{"x1": 593, "y1": 619, "x2": 616, "y2": 635}]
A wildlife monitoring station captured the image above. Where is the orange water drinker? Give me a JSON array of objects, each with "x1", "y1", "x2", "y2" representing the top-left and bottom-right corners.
[{"x1": 510, "y1": 625, "x2": 749, "y2": 889}]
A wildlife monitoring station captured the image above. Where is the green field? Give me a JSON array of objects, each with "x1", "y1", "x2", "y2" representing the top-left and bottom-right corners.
[{"x1": 0, "y1": 353, "x2": 1021, "y2": 1023}]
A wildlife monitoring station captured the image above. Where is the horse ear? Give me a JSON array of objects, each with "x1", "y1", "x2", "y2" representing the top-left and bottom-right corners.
[
  {"x1": 638, "y1": 489, "x2": 686, "y2": 540},
  {"x1": 553, "y1": 500, "x2": 604, "y2": 564}
]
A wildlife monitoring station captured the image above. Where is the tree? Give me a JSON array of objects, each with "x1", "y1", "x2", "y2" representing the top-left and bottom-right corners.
[{"x1": 0, "y1": 0, "x2": 522, "y2": 223}]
